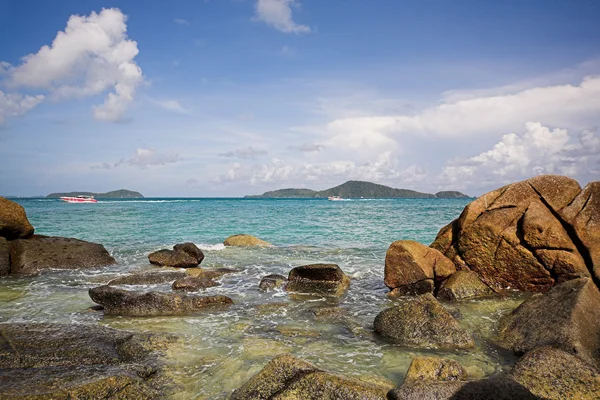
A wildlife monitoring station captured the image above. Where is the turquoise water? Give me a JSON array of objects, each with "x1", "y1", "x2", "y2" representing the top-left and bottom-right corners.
[{"x1": 1, "y1": 198, "x2": 525, "y2": 398}]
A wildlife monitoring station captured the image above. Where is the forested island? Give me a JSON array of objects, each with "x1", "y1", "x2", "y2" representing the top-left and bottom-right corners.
[{"x1": 46, "y1": 189, "x2": 144, "y2": 199}]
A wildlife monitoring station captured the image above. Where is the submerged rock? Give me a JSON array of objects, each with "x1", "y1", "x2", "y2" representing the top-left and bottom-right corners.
[
  {"x1": 8, "y1": 236, "x2": 115, "y2": 275},
  {"x1": 0, "y1": 237, "x2": 9, "y2": 276},
  {"x1": 231, "y1": 354, "x2": 390, "y2": 400},
  {"x1": 89, "y1": 285, "x2": 232, "y2": 316},
  {"x1": 173, "y1": 242, "x2": 205, "y2": 264},
  {"x1": 258, "y1": 274, "x2": 286, "y2": 290},
  {"x1": 148, "y1": 249, "x2": 198, "y2": 268},
  {"x1": 403, "y1": 357, "x2": 468, "y2": 384},
  {"x1": 430, "y1": 175, "x2": 593, "y2": 292},
  {"x1": 223, "y1": 234, "x2": 272, "y2": 247},
  {"x1": 384, "y1": 240, "x2": 455, "y2": 295},
  {"x1": 436, "y1": 270, "x2": 494, "y2": 301},
  {"x1": 108, "y1": 270, "x2": 187, "y2": 285},
  {"x1": 286, "y1": 263, "x2": 350, "y2": 297},
  {"x1": 510, "y1": 346, "x2": 600, "y2": 400},
  {"x1": 498, "y1": 277, "x2": 600, "y2": 369},
  {"x1": 0, "y1": 196, "x2": 34, "y2": 240},
  {"x1": 374, "y1": 293, "x2": 474, "y2": 349},
  {"x1": 171, "y1": 275, "x2": 220, "y2": 291}
]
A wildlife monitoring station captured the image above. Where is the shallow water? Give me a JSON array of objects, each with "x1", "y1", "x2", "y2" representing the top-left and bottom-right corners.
[{"x1": 1, "y1": 198, "x2": 527, "y2": 398}]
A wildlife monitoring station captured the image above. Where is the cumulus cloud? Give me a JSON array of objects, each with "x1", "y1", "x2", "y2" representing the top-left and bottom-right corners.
[
  {"x1": 92, "y1": 148, "x2": 181, "y2": 169},
  {"x1": 288, "y1": 142, "x2": 325, "y2": 152},
  {"x1": 219, "y1": 146, "x2": 268, "y2": 159},
  {"x1": 253, "y1": 0, "x2": 311, "y2": 34},
  {"x1": 1, "y1": 8, "x2": 142, "y2": 122},
  {"x1": 0, "y1": 90, "x2": 44, "y2": 124}
]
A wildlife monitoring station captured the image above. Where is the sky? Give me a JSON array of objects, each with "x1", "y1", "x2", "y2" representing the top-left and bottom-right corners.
[{"x1": 0, "y1": 0, "x2": 599, "y2": 197}]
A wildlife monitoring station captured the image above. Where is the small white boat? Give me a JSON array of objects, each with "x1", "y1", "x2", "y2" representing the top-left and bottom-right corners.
[
  {"x1": 59, "y1": 195, "x2": 98, "y2": 203},
  {"x1": 328, "y1": 196, "x2": 344, "y2": 201}
]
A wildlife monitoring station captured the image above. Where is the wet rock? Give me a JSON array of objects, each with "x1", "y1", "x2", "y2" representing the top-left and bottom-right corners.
[
  {"x1": 108, "y1": 270, "x2": 187, "y2": 285},
  {"x1": 385, "y1": 240, "x2": 455, "y2": 295},
  {"x1": 231, "y1": 354, "x2": 389, "y2": 400},
  {"x1": 241, "y1": 338, "x2": 291, "y2": 360},
  {"x1": 89, "y1": 285, "x2": 233, "y2": 316},
  {"x1": 276, "y1": 325, "x2": 320, "y2": 338},
  {"x1": 430, "y1": 175, "x2": 592, "y2": 292},
  {"x1": 436, "y1": 270, "x2": 494, "y2": 301},
  {"x1": 286, "y1": 263, "x2": 350, "y2": 297},
  {"x1": 172, "y1": 275, "x2": 220, "y2": 292},
  {"x1": 510, "y1": 346, "x2": 600, "y2": 400},
  {"x1": 258, "y1": 274, "x2": 286, "y2": 290},
  {"x1": 186, "y1": 267, "x2": 239, "y2": 279},
  {"x1": 0, "y1": 237, "x2": 9, "y2": 276},
  {"x1": 0, "y1": 197, "x2": 34, "y2": 240},
  {"x1": 311, "y1": 306, "x2": 344, "y2": 319},
  {"x1": 498, "y1": 277, "x2": 600, "y2": 368},
  {"x1": 388, "y1": 280, "x2": 434, "y2": 297},
  {"x1": 148, "y1": 249, "x2": 199, "y2": 268},
  {"x1": 173, "y1": 242, "x2": 205, "y2": 264},
  {"x1": 403, "y1": 357, "x2": 468, "y2": 384},
  {"x1": 223, "y1": 234, "x2": 272, "y2": 247},
  {"x1": 8, "y1": 236, "x2": 115, "y2": 275},
  {"x1": 374, "y1": 293, "x2": 474, "y2": 349}
]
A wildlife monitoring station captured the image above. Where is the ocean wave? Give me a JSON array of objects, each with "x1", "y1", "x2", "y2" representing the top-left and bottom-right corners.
[{"x1": 196, "y1": 243, "x2": 226, "y2": 251}]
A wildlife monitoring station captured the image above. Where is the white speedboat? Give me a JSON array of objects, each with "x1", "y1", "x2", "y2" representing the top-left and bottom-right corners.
[
  {"x1": 328, "y1": 196, "x2": 344, "y2": 201},
  {"x1": 59, "y1": 195, "x2": 98, "y2": 203}
]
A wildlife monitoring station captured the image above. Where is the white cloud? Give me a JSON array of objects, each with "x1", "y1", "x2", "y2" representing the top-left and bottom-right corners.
[
  {"x1": 219, "y1": 146, "x2": 268, "y2": 159},
  {"x1": 92, "y1": 148, "x2": 181, "y2": 169},
  {"x1": 1, "y1": 8, "x2": 142, "y2": 122},
  {"x1": 149, "y1": 99, "x2": 189, "y2": 114},
  {"x1": 288, "y1": 142, "x2": 325, "y2": 152},
  {"x1": 253, "y1": 0, "x2": 311, "y2": 34},
  {"x1": 174, "y1": 18, "x2": 189, "y2": 25},
  {"x1": 0, "y1": 90, "x2": 45, "y2": 124}
]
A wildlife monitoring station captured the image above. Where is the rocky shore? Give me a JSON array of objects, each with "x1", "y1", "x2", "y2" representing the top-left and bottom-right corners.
[{"x1": 0, "y1": 174, "x2": 599, "y2": 399}]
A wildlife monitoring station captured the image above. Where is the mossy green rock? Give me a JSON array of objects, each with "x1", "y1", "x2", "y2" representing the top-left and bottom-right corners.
[
  {"x1": 148, "y1": 249, "x2": 198, "y2": 268},
  {"x1": 403, "y1": 357, "x2": 467, "y2": 384},
  {"x1": 108, "y1": 270, "x2": 187, "y2": 285},
  {"x1": 171, "y1": 275, "x2": 220, "y2": 292},
  {"x1": 436, "y1": 270, "x2": 494, "y2": 301},
  {"x1": 223, "y1": 234, "x2": 272, "y2": 247}
]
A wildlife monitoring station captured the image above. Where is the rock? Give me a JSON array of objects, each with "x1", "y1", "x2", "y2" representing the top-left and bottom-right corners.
[
  {"x1": 498, "y1": 277, "x2": 600, "y2": 368},
  {"x1": 258, "y1": 274, "x2": 286, "y2": 290},
  {"x1": 384, "y1": 240, "x2": 456, "y2": 295},
  {"x1": 223, "y1": 234, "x2": 272, "y2": 247},
  {"x1": 0, "y1": 237, "x2": 9, "y2": 276},
  {"x1": 311, "y1": 306, "x2": 344, "y2": 319},
  {"x1": 173, "y1": 242, "x2": 205, "y2": 264},
  {"x1": 373, "y1": 293, "x2": 475, "y2": 349},
  {"x1": 0, "y1": 197, "x2": 34, "y2": 240},
  {"x1": 388, "y1": 280, "x2": 434, "y2": 297},
  {"x1": 403, "y1": 357, "x2": 468, "y2": 384},
  {"x1": 171, "y1": 276, "x2": 220, "y2": 291},
  {"x1": 437, "y1": 270, "x2": 494, "y2": 301},
  {"x1": 0, "y1": 322, "x2": 172, "y2": 399},
  {"x1": 108, "y1": 270, "x2": 187, "y2": 285},
  {"x1": 510, "y1": 346, "x2": 600, "y2": 400},
  {"x1": 231, "y1": 354, "x2": 389, "y2": 400},
  {"x1": 148, "y1": 249, "x2": 198, "y2": 268},
  {"x1": 286, "y1": 263, "x2": 350, "y2": 297},
  {"x1": 89, "y1": 285, "x2": 233, "y2": 316},
  {"x1": 561, "y1": 182, "x2": 600, "y2": 282},
  {"x1": 8, "y1": 236, "x2": 115, "y2": 275},
  {"x1": 186, "y1": 267, "x2": 239, "y2": 279},
  {"x1": 430, "y1": 175, "x2": 592, "y2": 292}
]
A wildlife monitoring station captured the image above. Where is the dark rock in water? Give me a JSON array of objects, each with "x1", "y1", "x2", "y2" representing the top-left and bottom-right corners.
[
  {"x1": 311, "y1": 306, "x2": 345, "y2": 319},
  {"x1": 173, "y1": 242, "x2": 205, "y2": 264},
  {"x1": 231, "y1": 354, "x2": 390, "y2": 400},
  {"x1": 223, "y1": 234, "x2": 272, "y2": 247},
  {"x1": 509, "y1": 346, "x2": 600, "y2": 400},
  {"x1": 403, "y1": 357, "x2": 468, "y2": 384},
  {"x1": 384, "y1": 240, "x2": 455, "y2": 295},
  {"x1": 498, "y1": 277, "x2": 600, "y2": 369},
  {"x1": 89, "y1": 285, "x2": 232, "y2": 316},
  {"x1": 430, "y1": 175, "x2": 592, "y2": 292},
  {"x1": 286, "y1": 263, "x2": 350, "y2": 297},
  {"x1": 388, "y1": 280, "x2": 435, "y2": 297},
  {"x1": 258, "y1": 274, "x2": 286, "y2": 290},
  {"x1": 387, "y1": 377, "x2": 536, "y2": 400},
  {"x1": 148, "y1": 249, "x2": 198, "y2": 268},
  {"x1": 0, "y1": 322, "x2": 173, "y2": 399},
  {"x1": 374, "y1": 293, "x2": 474, "y2": 349},
  {"x1": 172, "y1": 276, "x2": 220, "y2": 292},
  {"x1": 108, "y1": 270, "x2": 187, "y2": 285},
  {"x1": 0, "y1": 237, "x2": 9, "y2": 276},
  {"x1": 436, "y1": 270, "x2": 494, "y2": 301},
  {"x1": 0, "y1": 196, "x2": 34, "y2": 240},
  {"x1": 8, "y1": 236, "x2": 115, "y2": 275}
]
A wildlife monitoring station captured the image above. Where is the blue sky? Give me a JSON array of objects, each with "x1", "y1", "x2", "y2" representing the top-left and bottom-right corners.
[{"x1": 0, "y1": 0, "x2": 599, "y2": 197}]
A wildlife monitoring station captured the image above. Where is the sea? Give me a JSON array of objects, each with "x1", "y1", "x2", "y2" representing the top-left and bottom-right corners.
[{"x1": 0, "y1": 198, "x2": 527, "y2": 398}]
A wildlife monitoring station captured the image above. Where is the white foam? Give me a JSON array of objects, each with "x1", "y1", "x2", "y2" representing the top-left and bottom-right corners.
[{"x1": 196, "y1": 243, "x2": 226, "y2": 251}]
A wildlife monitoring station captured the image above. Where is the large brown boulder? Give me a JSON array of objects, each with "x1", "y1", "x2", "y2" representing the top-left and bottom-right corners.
[
  {"x1": 0, "y1": 197, "x2": 34, "y2": 240},
  {"x1": 89, "y1": 285, "x2": 232, "y2": 316},
  {"x1": 285, "y1": 263, "x2": 350, "y2": 297},
  {"x1": 8, "y1": 236, "x2": 115, "y2": 275},
  {"x1": 509, "y1": 346, "x2": 600, "y2": 400},
  {"x1": 431, "y1": 175, "x2": 593, "y2": 292},
  {"x1": 436, "y1": 270, "x2": 494, "y2": 301},
  {"x1": 148, "y1": 249, "x2": 198, "y2": 268},
  {"x1": 385, "y1": 240, "x2": 455, "y2": 295},
  {"x1": 171, "y1": 276, "x2": 220, "y2": 292},
  {"x1": 173, "y1": 242, "x2": 204, "y2": 264},
  {"x1": 403, "y1": 357, "x2": 467, "y2": 384},
  {"x1": 223, "y1": 234, "x2": 272, "y2": 247},
  {"x1": 231, "y1": 354, "x2": 389, "y2": 400},
  {"x1": 259, "y1": 274, "x2": 287, "y2": 290},
  {"x1": 388, "y1": 378, "x2": 535, "y2": 400},
  {"x1": 0, "y1": 237, "x2": 9, "y2": 276},
  {"x1": 373, "y1": 293, "x2": 475, "y2": 349},
  {"x1": 498, "y1": 277, "x2": 600, "y2": 369}
]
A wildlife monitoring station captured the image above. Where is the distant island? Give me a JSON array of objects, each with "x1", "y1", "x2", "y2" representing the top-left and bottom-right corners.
[
  {"x1": 245, "y1": 181, "x2": 470, "y2": 199},
  {"x1": 46, "y1": 189, "x2": 144, "y2": 199}
]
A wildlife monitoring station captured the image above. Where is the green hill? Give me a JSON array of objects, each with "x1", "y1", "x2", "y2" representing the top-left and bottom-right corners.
[
  {"x1": 245, "y1": 188, "x2": 318, "y2": 198},
  {"x1": 435, "y1": 191, "x2": 471, "y2": 199},
  {"x1": 46, "y1": 189, "x2": 144, "y2": 199}
]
